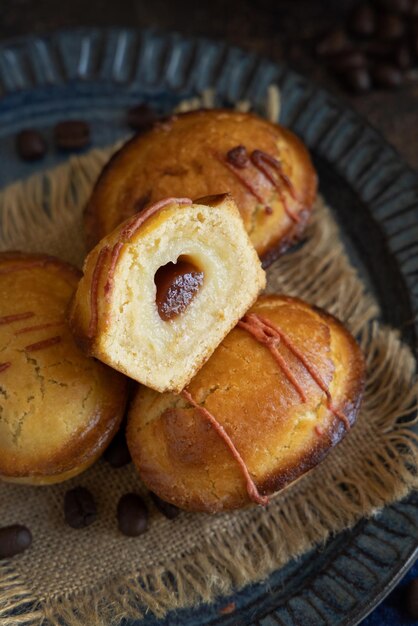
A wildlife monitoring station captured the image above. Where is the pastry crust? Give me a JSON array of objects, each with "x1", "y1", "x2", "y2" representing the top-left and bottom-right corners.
[
  {"x1": 0, "y1": 252, "x2": 127, "y2": 485},
  {"x1": 70, "y1": 195, "x2": 266, "y2": 393},
  {"x1": 84, "y1": 110, "x2": 317, "y2": 265},
  {"x1": 127, "y1": 295, "x2": 365, "y2": 512}
]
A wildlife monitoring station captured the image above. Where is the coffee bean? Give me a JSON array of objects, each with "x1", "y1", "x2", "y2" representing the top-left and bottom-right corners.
[
  {"x1": 365, "y1": 40, "x2": 396, "y2": 59},
  {"x1": 406, "y1": 578, "x2": 418, "y2": 618},
  {"x1": 226, "y1": 145, "x2": 249, "y2": 168},
  {"x1": 372, "y1": 62, "x2": 403, "y2": 87},
  {"x1": 316, "y1": 29, "x2": 351, "y2": 57},
  {"x1": 117, "y1": 493, "x2": 148, "y2": 537},
  {"x1": 0, "y1": 525, "x2": 32, "y2": 559},
  {"x1": 104, "y1": 429, "x2": 131, "y2": 468},
  {"x1": 377, "y1": 0, "x2": 411, "y2": 12},
  {"x1": 328, "y1": 51, "x2": 368, "y2": 73},
  {"x1": 16, "y1": 129, "x2": 47, "y2": 161},
  {"x1": 64, "y1": 486, "x2": 97, "y2": 529},
  {"x1": 126, "y1": 104, "x2": 157, "y2": 132},
  {"x1": 409, "y1": 0, "x2": 418, "y2": 15},
  {"x1": 394, "y1": 42, "x2": 413, "y2": 68},
  {"x1": 378, "y1": 12, "x2": 405, "y2": 39},
  {"x1": 342, "y1": 67, "x2": 372, "y2": 93},
  {"x1": 150, "y1": 492, "x2": 180, "y2": 519},
  {"x1": 54, "y1": 120, "x2": 90, "y2": 150},
  {"x1": 349, "y1": 3, "x2": 376, "y2": 37}
]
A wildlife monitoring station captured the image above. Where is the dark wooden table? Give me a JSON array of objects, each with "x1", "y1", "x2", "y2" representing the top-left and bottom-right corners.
[{"x1": 1, "y1": 0, "x2": 418, "y2": 170}]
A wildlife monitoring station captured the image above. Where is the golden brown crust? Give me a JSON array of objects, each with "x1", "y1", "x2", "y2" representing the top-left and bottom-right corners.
[
  {"x1": 127, "y1": 295, "x2": 365, "y2": 512},
  {"x1": 0, "y1": 251, "x2": 128, "y2": 484},
  {"x1": 84, "y1": 110, "x2": 317, "y2": 263}
]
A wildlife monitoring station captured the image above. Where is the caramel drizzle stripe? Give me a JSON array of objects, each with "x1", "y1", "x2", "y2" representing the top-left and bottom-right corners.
[
  {"x1": 0, "y1": 362, "x2": 11, "y2": 373},
  {"x1": 252, "y1": 313, "x2": 351, "y2": 430},
  {"x1": 15, "y1": 321, "x2": 64, "y2": 335},
  {"x1": 215, "y1": 154, "x2": 265, "y2": 204},
  {"x1": 25, "y1": 335, "x2": 62, "y2": 352},
  {"x1": 88, "y1": 246, "x2": 110, "y2": 339},
  {"x1": 0, "y1": 311, "x2": 34, "y2": 325},
  {"x1": 182, "y1": 389, "x2": 269, "y2": 506},
  {"x1": 237, "y1": 318, "x2": 307, "y2": 402},
  {"x1": 250, "y1": 151, "x2": 300, "y2": 223},
  {"x1": 89, "y1": 197, "x2": 193, "y2": 336}
]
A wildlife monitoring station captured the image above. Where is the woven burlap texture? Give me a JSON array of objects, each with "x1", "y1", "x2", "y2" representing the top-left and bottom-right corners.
[{"x1": 0, "y1": 139, "x2": 417, "y2": 626}]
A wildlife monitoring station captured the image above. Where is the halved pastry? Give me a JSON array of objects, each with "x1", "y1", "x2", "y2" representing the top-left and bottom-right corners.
[
  {"x1": 0, "y1": 252, "x2": 127, "y2": 485},
  {"x1": 127, "y1": 295, "x2": 365, "y2": 513},
  {"x1": 84, "y1": 109, "x2": 317, "y2": 266},
  {"x1": 70, "y1": 195, "x2": 266, "y2": 393}
]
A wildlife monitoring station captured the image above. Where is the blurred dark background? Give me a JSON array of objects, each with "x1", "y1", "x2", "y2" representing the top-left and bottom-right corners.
[{"x1": 1, "y1": 0, "x2": 418, "y2": 168}]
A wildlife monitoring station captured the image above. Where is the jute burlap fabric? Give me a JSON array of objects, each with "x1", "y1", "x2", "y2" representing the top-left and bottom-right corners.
[{"x1": 0, "y1": 104, "x2": 417, "y2": 626}]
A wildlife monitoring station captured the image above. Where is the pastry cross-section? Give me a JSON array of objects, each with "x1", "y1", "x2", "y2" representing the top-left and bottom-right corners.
[{"x1": 70, "y1": 195, "x2": 266, "y2": 393}]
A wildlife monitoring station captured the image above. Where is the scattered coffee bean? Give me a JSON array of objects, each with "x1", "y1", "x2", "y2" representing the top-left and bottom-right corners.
[
  {"x1": 0, "y1": 525, "x2": 32, "y2": 559},
  {"x1": 150, "y1": 492, "x2": 180, "y2": 519},
  {"x1": 64, "y1": 486, "x2": 97, "y2": 529},
  {"x1": 126, "y1": 103, "x2": 157, "y2": 132},
  {"x1": 117, "y1": 493, "x2": 148, "y2": 537},
  {"x1": 394, "y1": 42, "x2": 413, "y2": 68},
  {"x1": 342, "y1": 67, "x2": 372, "y2": 92},
  {"x1": 365, "y1": 39, "x2": 396, "y2": 59},
  {"x1": 104, "y1": 429, "x2": 131, "y2": 468},
  {"x1": 328, "y1": 50, "x2": 368, "y2": 72},
  {"x1": 16, "y1": 129, "x2": 47, "y2": 161},
  {"x1": 405, "y1": 578, "x2": 418, "y2": 619},
  {"x1": 349, "y1": 3, "x2": 376, "y2": 37},
  {"x1": 54, "y1": 120, "x2": 90, "y2": 150},
  {"x1": 226, "y1": 145, "x2": 249, "y2": 168},
  {"x1": 378, "y1": 12, "x2": 405, "y2": 39},
  {"x1": 377, "y1": 0, "x2": 411, "y2": 12},
  {"x1": 316, "y1": 29, "x2": 351, "y2": 57},
  {"x1": 372, "y1": 62, "x2": 403, "y2": 86}
]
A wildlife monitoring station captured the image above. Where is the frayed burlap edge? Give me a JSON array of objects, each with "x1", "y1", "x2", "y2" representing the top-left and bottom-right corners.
[{"x1": 0, "y1": 88, "x2": 417, "y2": 626}]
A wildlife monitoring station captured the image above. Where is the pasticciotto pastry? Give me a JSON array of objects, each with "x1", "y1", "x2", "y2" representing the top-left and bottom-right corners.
[
  {"x1": 84, "y1": 109, "x2": 317, "y2": 265},
  {"x1": 70, "y1": 195, "x2": 266, "y2": 393},
  {"x1": 127, "y1": 295, "x2": 365, "y2": 513},
  {"x1": 0, "y1": 252, "x2": 127, "y2": 485}
]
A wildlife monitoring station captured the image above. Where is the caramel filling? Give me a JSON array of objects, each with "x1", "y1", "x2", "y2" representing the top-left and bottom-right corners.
[{"x1": 155, "y1": 257, "x2": 204, "y2": 321}]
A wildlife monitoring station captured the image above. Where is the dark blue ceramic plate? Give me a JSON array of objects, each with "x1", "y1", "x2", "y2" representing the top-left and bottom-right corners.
[{"x1": 0, "y1": 28, "x2": 417, "y2": 626}]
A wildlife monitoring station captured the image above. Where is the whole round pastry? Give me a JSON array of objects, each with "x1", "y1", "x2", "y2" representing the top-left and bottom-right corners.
[
  {"x1": 84, "y1": 109, "x2": 317, "y2": 265},
  {"x1": 0, "y1": 252, "x2": 128, "y2": 485},
  {"x1": 127, "y1": 295, "x2": 365, "y2": 513},
  {"x1": 70, "y1": 195, "x2": 265, "y2": 393}
]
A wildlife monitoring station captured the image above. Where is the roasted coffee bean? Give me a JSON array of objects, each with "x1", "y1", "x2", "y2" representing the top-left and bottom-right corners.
[
  {"x1": 316, "y1": 29, "x2": 350, "y2": 57},
  {"x1": 16, "y1": 129, "x2": 47, "y2": 161},
  {"x1": 349, "y1": 3, "x2": 376, "y2": 37},
  {"x1": 0, "y1": 525, "x2": 32, "y2": 559},
  {"x1": 365, "y1": 39, "x2": 396, "y2": 59},
  {"x1": 54, "y1": 120, "x2": 90, "y2": 150},
  {"x1": 394, "y1": 42, "x2": 413, "y2": 68},
  {"x1": 126, "y1": 104, "x2": 157, "y2": 132},
  {"x1": 410, "y1": 0, "x2": 418, "y2": 15},
  {"x1": 104, "y1": 429, "x2": 131, "y2": 468},
  {"x1": 342, "y1": 67, "x2": 372, "y2": 93},
  {"x1": 64, "y1": 486, "x2": 97, "y2": 529},
  {"x1": 226, "y1": 145, "x2": 249, "y2": 168},
  {"x1": 378, "y1": 12, "x2": 405, "y2": 39},
  {"x1": 150, "y1": 492, "x2": 180, "y2": 519},
  {"x1": 377, "y1": 0, "x2": 411, "y2": 12},
  {"x1": 372, "y1": 62, "x2": 403, "y2": 87},
  {"x1": 117, "y1": 493, "x2": 148, "y2": 537},
  {"x1": 328, "y1": 51, "x2": 368, "y2": 73},
  {"x1": 406, "y1": 578, "x2": 418, "y2": 619}
]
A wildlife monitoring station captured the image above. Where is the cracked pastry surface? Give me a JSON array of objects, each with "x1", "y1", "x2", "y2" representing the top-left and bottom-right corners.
[
  {"x1": 84, "y1": 110, "x2": 317, "y2": 265},
  {"x1": 70, "y1": 195, "x2": 266, "y2": 393},
  {"x1": 127, "y1": 295, "x2": 365, "y2": 513},
  {"x1": 0, "y1": 252, "x2": 128, "y2": 485}
]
